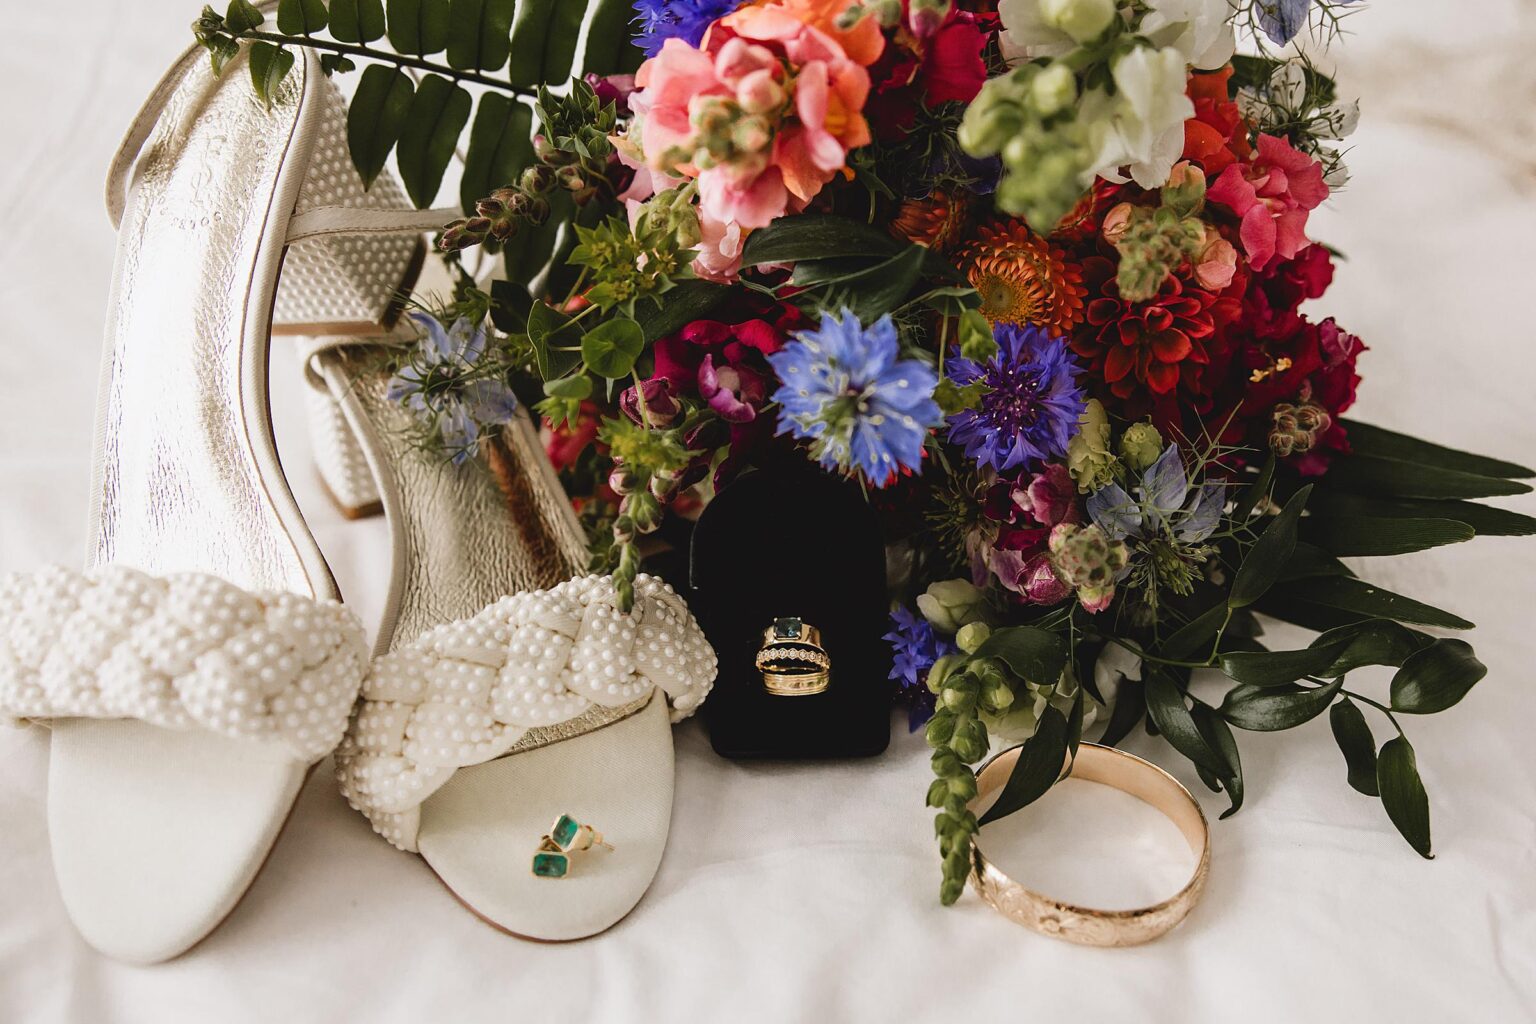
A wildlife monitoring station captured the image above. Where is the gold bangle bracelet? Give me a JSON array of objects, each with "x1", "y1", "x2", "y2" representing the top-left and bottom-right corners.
[{"x1": 967, "y1": 742, "x2": 1210, "y2": 947}]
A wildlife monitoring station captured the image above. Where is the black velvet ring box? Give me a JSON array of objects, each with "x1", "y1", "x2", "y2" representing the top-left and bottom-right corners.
[{"x1": 690, "y1": 464, "x2": 891, "y2": 759}]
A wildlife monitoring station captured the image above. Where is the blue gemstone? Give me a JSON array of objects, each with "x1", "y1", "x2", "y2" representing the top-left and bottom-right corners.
[{"x1": 773, "y1": 617, "x2": 802, "y2": 640}]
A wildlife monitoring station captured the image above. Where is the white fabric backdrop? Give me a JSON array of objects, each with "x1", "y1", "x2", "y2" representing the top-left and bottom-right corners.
[{"x1": 2, "y1": 2, "x2": 1534, "y2": 1021}]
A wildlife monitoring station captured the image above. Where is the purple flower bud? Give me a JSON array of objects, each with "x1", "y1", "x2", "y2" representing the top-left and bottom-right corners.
[{"x1": 619, "y1": 377, "x2": 681, "y2": 428}]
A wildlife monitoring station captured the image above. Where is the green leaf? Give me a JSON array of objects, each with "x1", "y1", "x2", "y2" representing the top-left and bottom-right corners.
[
  {"x1": 526, "y1": 301, "x2": 580, "y2": 380},
  {"x1": 1301, "y1": 515, "x2": 1474, "y2": 557},
  {"x1": 1389, "y1": 639, "x2": 1487, "y2": 714},
  {"x1": 460, "y1": 94, "x2": 533, "y2": 215},
  {"x1": 208, "y1": 35, "x2": 242, "y2": 75},
  {"x1": 346, "y1": 65, "x2": 415, "y2": 188},
  {"x1": 1220, "y1": 677, "x2": 1341, "y2": 732},
  {"x1": 276, "y1": 0, "x2": 327, "y2": 33},
  {"x1": 319, "y1": 53, "x2": 357, "y2": 75},
  {"x1": 543, "y1": 375, "x2": 593, "y2": 399},
  {"x1": 1097, "y1": 676, "x2": 1144, "y2": 747},
  {"x1": 834, "y1": 245, "x2": 928, "y2": 322},
  {"x1": 976, "y1": 707, "x2": 1069, "y2": 826},
  {"x1": 581, "y1": 317, "x2": 646, "y2": 379},
  {"x1": 247, "y1": 41, "x2": 295, "y2": 110},
  {"x1": 508, "y1": 0, "x2": 558, "y2": 88},
  {"x1": 1340, "y1": 419, "x2": 1533, "y2": 479},
  {"x1": 329, "y1": 0, "x2": 386, "y2": 42},
  {"x1": 387, "y1": 0, "x2": 450, "y2": 56},
  {"x1": 1229, "y1": 485, "x2": 1311, "y2": 608},
  {"x1": 1157, "y1": 603, "x2": 1227, "y2": 662},
  {"x1": 1231, "y1": 53, "x2": 1336, "y2": 104},
  {"x1": 1230, "y1": 454, "x2": 1275, "y2": 525},
  {"x1": 1278, "y1": 542, "x2": 1353, "y2": 582},
  {"x1": 224, "y1": 0, "x2": 265, "y2": 33},
  {"x1": 1144, "y1": 668, "x2": 1232, "y2": 776},
  {"x1": 1323, "y1": 454, "x2": 1531, "y2": 500},
  {"x1": 1219, "y1": 639, "x2": 1351, "y2": 688},
  {"x1": 1190, "y1": 702, "x2": 1243, "y2": 817},
  {"x1": 1329, "y1": 698, "x2": 1379, "y2": 796},
  {"x1": 540, "y1": 0, "x2": 586, "y2": 88},
  {"x1": 741, "y1": 214, "x2": 905, "y2": 266},
  {"x1": 1377, "y1": 737, "x2": 1433, "y2": 858},
  {"x1": 579, "y1": 0, "x2": 639, "y2": 76},
  {"x1": 972, "y1": 627, "x2": 1067, "y2": 688},
  {"x1": 1308, "y1": 491, "x2": 1536, "y2": 538},
  {"x1": 632, "y1": 279, "x2": 730, "y2": 342},
  {"x1": 1262, "y1": 576, "x2": 1473, "y2": 630},
  {"x1": 447, "y1": 0, "x2": 514, "y2": 71},
  {"x1": 395, "y1": 73, "x2": 472, "y2": 208},
  {"x1": 1312, "y1": 619, "x2": 1432, "y2": 676},
  {"x1": 489, "y1": 279, "x2": 533, "y2": 333}
]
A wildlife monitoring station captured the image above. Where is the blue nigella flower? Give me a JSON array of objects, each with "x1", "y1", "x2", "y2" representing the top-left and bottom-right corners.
[
  {"x1": 387, "y1": 312, "x2": 520, "y2": 465},
  {"x1": 944, "y1": 322, "x2": 1087, "y2": 475},
  {"x1": 1087, "y1": 445, "x2": 1225, "y2": 544},
  {"x1": 632, "y1": 0, "x2": 743, "y2": 58},
  {"x1": 883, "y1": 605, "x2": 954, "y2": 731},
  {"x1": 767, "y1": 310, "x2": 943, "y2": 488},
  {"x1": 1259, "y1": 0, "x2": 1362, "y2": 45}
]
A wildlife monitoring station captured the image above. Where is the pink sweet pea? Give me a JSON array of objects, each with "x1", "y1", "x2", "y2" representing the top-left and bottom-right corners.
[
  {"x1": 1207, "y1": 134, "x2": 1329, "y2": 271},
  {"x1": 985, "y1": 465, "x2": 1082, "y2": 606}
]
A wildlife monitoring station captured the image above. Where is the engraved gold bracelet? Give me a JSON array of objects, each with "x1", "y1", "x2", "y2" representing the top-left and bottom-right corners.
[{"x1": 967, "y1": 742, "x2": 1210, "y2": 947}]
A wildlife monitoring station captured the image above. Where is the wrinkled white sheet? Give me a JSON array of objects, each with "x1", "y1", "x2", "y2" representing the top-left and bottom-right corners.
[{"x1": 2, "y1": 2, "x2": 1533, "y2": 1020}]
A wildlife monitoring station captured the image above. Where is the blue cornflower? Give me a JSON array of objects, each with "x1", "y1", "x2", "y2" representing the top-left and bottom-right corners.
[
  {"x1": 632, "y1": 0, "x2": 743, "y2": 58},
  {"x1": 944, "y1": 322, "x2": 1086, "y2": 475},
  {"x1": 766, "y1": 310, "x2": 943, "y2": 488},
  {"x1": 387, "y1": 312, "x2": 520, "y2": 465},
  {"x1": 883, "y1": 605, "x2": 954, "y2": 731},
  {"x1": 1258, "y1": 0, "x2": 1361, "y2": 45}
]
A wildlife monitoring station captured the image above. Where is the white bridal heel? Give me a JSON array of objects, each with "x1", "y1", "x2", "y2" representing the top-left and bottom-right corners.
[
  {"x1": 0, "y1": 38, "x2": 445, "y2": 962},
  {"x1": 300, "y1": 329, "x2": 716, "y2": 940}
]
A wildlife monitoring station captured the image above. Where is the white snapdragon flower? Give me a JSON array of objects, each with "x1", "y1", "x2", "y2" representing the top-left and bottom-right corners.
[
  {"x1": 1140, "y1": 0, "x2": 1236, "y2": 70},
  {"x1": 1085, "y1": 45, "x2": 1196, "y2": 189},
  {"x1": 996, "y1": 0, "x2": 1083, "y2": 61}
]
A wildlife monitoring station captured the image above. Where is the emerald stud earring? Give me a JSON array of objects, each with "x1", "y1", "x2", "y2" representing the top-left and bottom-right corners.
[{"x1": 531, "y1": 815, "x2": 613, "y2": 879}]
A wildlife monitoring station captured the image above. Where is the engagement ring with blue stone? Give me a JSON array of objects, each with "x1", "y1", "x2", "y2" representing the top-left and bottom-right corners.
[{"x1": 757, "y1": 617, "x2": 830, "y2": 696}]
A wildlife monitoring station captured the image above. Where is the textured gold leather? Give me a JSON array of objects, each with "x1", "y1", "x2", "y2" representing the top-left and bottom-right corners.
[
  {"x1": 317, "y1": 345, "x2": 649, "y2": 752},
  {"x1": 90, "y1": 51, "x2": 324, "y2": 595}
]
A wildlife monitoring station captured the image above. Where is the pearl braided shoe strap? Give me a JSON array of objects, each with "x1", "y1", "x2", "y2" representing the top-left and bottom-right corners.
[
  {"x1": 335, "y1": 574, "x2": 717, "y2": 852},
  {"x1": 0, "y1": 566, "x2": 369, "y2": 763}
]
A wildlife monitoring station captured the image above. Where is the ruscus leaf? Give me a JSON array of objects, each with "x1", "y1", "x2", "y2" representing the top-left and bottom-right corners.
[
  {"x1": 1329, "y1": 698, "x2": 1379, "y2": 796},
  {"x1": 1229, "y1": 485, "x2": 1311, "y2": 608},
  {"x1": 1220, "y1": 677, "x2": 1341, "y2": 732},
  {"x1": 976, "y1": 707, "x2": 1069, "y2": 826},
  {"x1": 1144, "y1": 668, "x2": 1232, "y2": 777},
  {"x1": 1389, "y1": 639, "x2": 1487, "y2": 714},
  {"x1": 972, "y1": 627, "x2": 1068, "y2": 689},
  {"x1": 1377, "y1": 737, "x2": 1433, "y2": 858}
]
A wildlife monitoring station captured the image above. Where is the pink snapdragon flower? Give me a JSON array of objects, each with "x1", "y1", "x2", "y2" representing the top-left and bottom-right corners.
[
  {"x1": 628, "y1": 8, "x2": 872, "y2": 235},
  {"x1": 1207, "y1": 134, "x2": 1329, "y2": 271}
]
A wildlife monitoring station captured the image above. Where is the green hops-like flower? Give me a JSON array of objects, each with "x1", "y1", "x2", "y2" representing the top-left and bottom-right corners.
[
  {"x1": 955, "y1": 621, "x2": 991, "y2": 654},
  {"x1": 1047, "y1": 523, "x2": 1129, "y2": 614},
  {"x1": 1067, "y1": 399, "x2": 1118, "y2": 494},
  {"x1": 1119, "y1": 421, "x2": 1164, "y2": 472}
]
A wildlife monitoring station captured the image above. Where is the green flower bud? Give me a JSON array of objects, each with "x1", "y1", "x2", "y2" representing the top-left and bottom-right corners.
[
  {"x1": 1119, "y1": 422, "x2": 1164, "y2": 471},
  {"x1": 947, "y1": 772, "x2": 978, "y2": 802},
  {"x1": 981, "y1": 680, "x2": 1015, "y2": 715},
  {"x1": 925, "y1": 708, "x2": 957, "y2": 747},
  {"x1": 1040, "y1": 0, "x2": 1115, "y2": 43},
  {"x1": 955, "y1": 621, "x2": 991, "y2": 654},
  {"x1": 1030, "y1": 63, "x2": 1078, "y2": 117},
  {"x1": 916, "y1": 579, "x2": 988, "y2": 634},
  {"x1": 941, "y1": 684, "x2": 977, "y2": 714},
  {"x1": 925, "y1": 654, "x2": 959, "y2": 694},
  {"x1": 1067, "y1": 399, "x2": 1118, "y2": 493},
  {"x1": 926, "y1": 778, "x2": 950, "y2": 808},
  {"x1": 950, "y1": 716, "x2": 988, "y2": 763},
  {"x1": 931, "y1": 748, "x2": 964, "y2": 777},
  {"x1": 612, "y1": 515, "x2": 636, "y2": 544},
  {"x1": 940, "y1": 876, "x2": 966, "y2": 906}
]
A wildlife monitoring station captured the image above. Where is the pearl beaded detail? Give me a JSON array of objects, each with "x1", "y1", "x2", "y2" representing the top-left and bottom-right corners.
[
  {"x1": 0, "y1": 565, "x2": 368, "y2": 762},
  {"x1": 334, "y1": 573, "x2": 717, "y2": 852}
]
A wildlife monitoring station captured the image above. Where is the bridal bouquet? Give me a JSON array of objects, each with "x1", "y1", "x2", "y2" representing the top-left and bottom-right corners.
[{"x1": 196, "y1": 0, "x2": 1532, "y2": 902}]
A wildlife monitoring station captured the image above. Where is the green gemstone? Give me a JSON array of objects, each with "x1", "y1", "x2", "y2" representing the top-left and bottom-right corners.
[
  {"x1": 532, "y1": 852, "x2": 569, "y2": 878},
  {"x1": 773, "y1": 616, "x2": 802, "y2": 640},
  {"x1": 551, "y1": 814, "x2": 581, "y2": 849}
]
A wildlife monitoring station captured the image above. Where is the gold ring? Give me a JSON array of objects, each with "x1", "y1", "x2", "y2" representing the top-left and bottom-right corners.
[
  {"x1": 758, "y1": 616, "x2": 830, "y2": 696},
  {"x1": 967, "y1": 743, "x2": 1210, "y2": 946}
]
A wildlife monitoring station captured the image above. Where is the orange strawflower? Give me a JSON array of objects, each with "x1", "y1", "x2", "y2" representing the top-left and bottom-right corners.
[
  {"x1": 891, "y1": 191, "x2": 970, "y2": 252},
  {"x1": 961, "y1": 221, "x2": 1086, "y2": 333}
]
